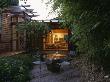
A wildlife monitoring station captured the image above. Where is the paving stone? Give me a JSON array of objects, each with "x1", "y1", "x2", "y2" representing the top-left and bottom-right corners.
[{"x1": 30, "y1": 63, "x2": 80, "y2": 82}]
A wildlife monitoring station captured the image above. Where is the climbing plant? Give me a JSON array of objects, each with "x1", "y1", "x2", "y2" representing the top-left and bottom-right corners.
[{"x1": 17, "y1": 20, "x2": 48, "y2": 52}]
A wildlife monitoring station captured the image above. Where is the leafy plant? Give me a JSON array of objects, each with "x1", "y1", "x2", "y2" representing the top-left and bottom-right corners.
[
  {"x1": 50, "y1": 0, "x2": 110, "y2": 72},
  {"x1": 17, "y1": 21, "x2": 48, "y2": 52},
  {"x1": 0, "y1": 53, "x2": 38, "y2": 82}
]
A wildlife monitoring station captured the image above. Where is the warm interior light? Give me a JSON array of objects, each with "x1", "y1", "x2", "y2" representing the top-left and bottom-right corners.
[{"x1": 44, "y1": 29, "x2": 68, "y2": 50}]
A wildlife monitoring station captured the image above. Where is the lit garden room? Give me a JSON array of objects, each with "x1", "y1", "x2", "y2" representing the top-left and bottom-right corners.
[{"x1": 43, "y1": 28, "x2": 69, "y2": 50}]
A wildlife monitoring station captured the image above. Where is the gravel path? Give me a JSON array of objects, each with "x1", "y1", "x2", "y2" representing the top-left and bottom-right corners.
[{"x1": 30, "y1": 62, "x2": 80, "y2": 82}]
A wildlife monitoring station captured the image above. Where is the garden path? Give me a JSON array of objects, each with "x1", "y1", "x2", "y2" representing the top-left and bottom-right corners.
[{"x1": 30, "y1": 62, "x2": 80, "y2": 82}]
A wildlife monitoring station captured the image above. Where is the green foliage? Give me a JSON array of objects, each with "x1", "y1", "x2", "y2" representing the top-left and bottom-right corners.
[
  {"x1": 17, "y1": 21, "x2": 48, "y2": 51},
  {"x1": 0, "y1": 0, "x2": 18, "y2": 8},
  {"x1": 0, "y1": 53, "x2": 37, "y2": 82},
  {"x1": 51, "y1": 0, "x2": 110, "y2": 72},
  {"x1": 17, "y1": 21, "x2": 48, "y2": 32}
]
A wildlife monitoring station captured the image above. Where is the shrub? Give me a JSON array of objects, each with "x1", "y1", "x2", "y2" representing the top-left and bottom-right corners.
[{"x1": 0, "y1": 53, "x2": 37, "y2": 82}]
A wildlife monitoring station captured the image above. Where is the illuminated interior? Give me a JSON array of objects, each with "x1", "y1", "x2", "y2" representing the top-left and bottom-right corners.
[{"x1": 43, "y1": 29, "x2": 68, "y2": 50}]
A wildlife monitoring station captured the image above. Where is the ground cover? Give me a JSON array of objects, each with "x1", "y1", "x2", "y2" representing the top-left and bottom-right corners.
[{"x1": 0, "y1": 53, "x2": 39, "y2": 82}]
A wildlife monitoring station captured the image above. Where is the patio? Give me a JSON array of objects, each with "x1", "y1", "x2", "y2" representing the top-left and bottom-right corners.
[{"x1": 30, "y1": 61, "x2": 80, "y2": 82}]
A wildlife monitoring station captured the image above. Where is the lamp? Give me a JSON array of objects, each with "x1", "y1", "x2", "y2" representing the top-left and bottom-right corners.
[{"x1": 49, "y1": 30, "x2": 52, "y2": 34}]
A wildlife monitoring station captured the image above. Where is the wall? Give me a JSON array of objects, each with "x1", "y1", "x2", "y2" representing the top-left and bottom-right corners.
[
  {"x1": 0, "y1": 12, "x2": 12, "y2": 52},
  {"x1": 0, "y1": 9, "x2": 26, "y2": 53}
]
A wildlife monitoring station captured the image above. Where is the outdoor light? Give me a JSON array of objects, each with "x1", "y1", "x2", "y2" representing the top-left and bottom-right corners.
[
  {"x1": 49, "y1": 31, "x2": 52, "y2": 34},
  {"x1": 7, "y1": 14, "x2": 10, "y2": 17}
]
